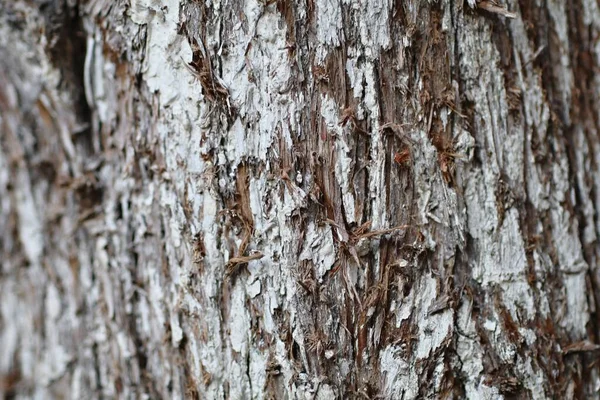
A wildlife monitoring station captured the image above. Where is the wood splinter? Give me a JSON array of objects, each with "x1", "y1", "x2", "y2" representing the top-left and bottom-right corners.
[
  {"x1": 225, "y1": 252, "x2": 264, "y2": 277},
  {"x1": 477, "y1": 1, "x2": 517, "y2": 19}
]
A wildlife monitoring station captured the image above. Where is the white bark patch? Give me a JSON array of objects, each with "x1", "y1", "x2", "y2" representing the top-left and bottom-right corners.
[
  {"x1": 248, "y1": 177, "x2": 268, "y2": 228},
  {"x1": 315, "y1": 0, "x2": 344, "y2": 62},
  {"x1": 227, "y1": 118, "x2": 247, "y2": 162},
  {"x1": 363, "y1": 61, "x2": 386, "y2": 247},
  {"x1": 345, "y1": 52, "x2": 367, "y2": 109},
  {"x1": 45, "y1": 283, "x2": 62, "y2": 321},
  {"x1": 464, "y1": 169, "x2": 498, "y2": 239},
  {"x1": 84, "y1": 28, "x2": 114, "y2": 124},
  {"x1": 261, "y1": 291, "x2": 278, "y2": 336},
  {"x1": 456, "y1": 301, "x2": 495, "y2": 399},
  {"x1": 320, "y1": 95, "x2": 357, "y2": 223},
  {"x1": 571, "y1": 127, "x2": 598, "y2": 245},
  {"x1": 201, "y1": 189, "x2": 222, "y2": 299},
  {"x1": 582, "y1": 0, "x2": 600, "y2": 28},
  {"x1": 40, "y1": 345, "x2": 72, "y2": 385},
  {"x1": 142, "y1": 0, "x2": 195, "y2": 106},
  {"x1": 249, "y1": 350, "x2": 267, "y2": 399},
  {"x1": 116, "y1": 332, "x2": 135, "y2": 359},
  {"x1": 220, "y1": 4, "x2": 293, "y2": 160},
  {"x1": 299, "y1": 222, "x2": 336, "y2": 282},
  {"x1": 381, "y1": 274, "x2": 453, "y2": 400},
  {"x1": 414, "y1": 274, "x2": 453, "y2": 359},
  {"x1": 549, "y1": 204, "x2": 589, "y2": 334},
  {"x1": 15, "y1": 170, "x2": 43, "y2": 265},
  {"x1": 170, "y1": 312, "x2": 184, "y2": 347},
  {"x1": 0, "y1": 287, "x2": 20, "y2": 372},
  {"x1": 394, "y1": 280, "x2": 415, "y2": 327},
  {"x1": 230, "y1": 285, "x2": 250, "y2": 353},
  {"x1": 246, "y1": 278, "x2": 262, "y2": 298},
  {"x1": 356, "y1": 0, "x2": 392, "y2": 59},
  {"x1": 315, "y1": 383, "x2": 337, "y2": 399},
  {"x1": 129, "y1": 0, "x2": 167, "y2": 25},
  {"x1": 503, "y1": 131, "x2": 525, "y2": 191},
  {"x1": 379, "y1": 345, "x2": 418, "y2": 399}
]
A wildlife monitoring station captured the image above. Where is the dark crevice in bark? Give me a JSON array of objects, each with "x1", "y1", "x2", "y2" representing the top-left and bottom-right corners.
[
  {"x1": 40, "y1": 0, "x2": 93, "y2": 154},
  {"x1": 0, "y1": 358, "x2": 21, "y2": 400},
  {"x1": 91, "y1": 342, "x2": 104, "y2": 399}
]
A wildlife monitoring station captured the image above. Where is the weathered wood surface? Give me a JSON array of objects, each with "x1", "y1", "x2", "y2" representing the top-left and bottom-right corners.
[{"x1": 2, "y1": 0, "x2": 600, "y2": 398}]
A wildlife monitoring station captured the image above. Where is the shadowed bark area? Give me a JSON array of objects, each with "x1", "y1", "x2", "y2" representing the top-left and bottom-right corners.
[{"x1": 2, "y1": 0, "x2": 600, "y2": 398}]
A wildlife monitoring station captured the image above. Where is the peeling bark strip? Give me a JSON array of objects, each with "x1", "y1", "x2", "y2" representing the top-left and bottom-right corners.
[{"x1": 2, "y1": 0, "x2": 600, "y2": 398}]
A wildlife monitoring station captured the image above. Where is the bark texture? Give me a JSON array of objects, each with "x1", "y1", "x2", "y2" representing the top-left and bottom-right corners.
[{"x1": 2, "y1": 0, "x2": 600, "y2": 398}]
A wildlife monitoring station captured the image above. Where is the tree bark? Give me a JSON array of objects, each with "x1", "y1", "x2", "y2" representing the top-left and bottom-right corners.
[{"x1": 2, "y1": 0, "x2": 600, "y2": 398}]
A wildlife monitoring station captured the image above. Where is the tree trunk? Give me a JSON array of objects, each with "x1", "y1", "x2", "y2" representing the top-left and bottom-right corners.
[{"x1": 2, "y1": 0, "x2": 600, "y2": 398}]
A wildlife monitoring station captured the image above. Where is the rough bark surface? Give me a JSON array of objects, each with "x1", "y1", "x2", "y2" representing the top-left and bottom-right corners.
[{"x1": 2, "y1": 0, "x2": 600, "y2": 398}]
